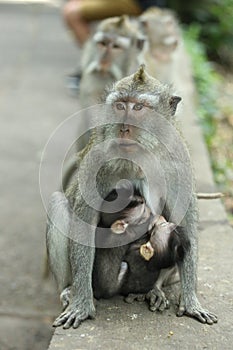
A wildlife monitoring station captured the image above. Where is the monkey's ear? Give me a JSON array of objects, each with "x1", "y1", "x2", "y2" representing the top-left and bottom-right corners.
[
  {"x1": 169, "y1": 96, "x2": 181, "y2": 115},
  {"x1": 140, "y1": 19, "x2": 148, "y2": 29},
  {"x1": 160, "y1": 222, "x2": 176, "y2": 233},
  {"x1": 117, "y1": 15, "x2": 128, "y2": 27},
  {"x1": 166, "y1": 222, "x2": 176, "y2": 232},
  {"x1": 111, "y1": 220, "x2": 128, "y2": 234}
]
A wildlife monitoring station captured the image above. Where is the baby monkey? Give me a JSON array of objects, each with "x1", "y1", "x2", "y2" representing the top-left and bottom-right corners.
[
  {"x1": 125, "y1": 215, "x2": 186, "y2": 266},
  {"x1": 111, "y1": 209, "x2": 189, "y2": 312},
  {"x1": 94, "y1": 190, "x2": 189, "y2": 311}
]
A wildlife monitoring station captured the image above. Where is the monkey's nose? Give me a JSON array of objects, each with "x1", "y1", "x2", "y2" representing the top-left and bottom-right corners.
[{"x1": 120, "y1": 124, "x2": 130, "y2": 134}]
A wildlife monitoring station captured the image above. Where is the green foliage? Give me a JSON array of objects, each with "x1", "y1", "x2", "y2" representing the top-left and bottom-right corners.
[
  {"x1": 169, "y1": 0, "x2": 233, "y2": 63},
  {"x1": 183, "y1": 24, "x2": 233, "y2": 199},
  {"x1": 183, "y1": 25, "x2": 219, "y2": 146},
  {"x1": 181, "y1": 2, "x2": 233, "y2": 221},
  {"x1": 205, "y1": 1, "x2": 233, "y2": 39},
  {"x1": 197, "y1": 0, "x2": 233, "y2": 61}
]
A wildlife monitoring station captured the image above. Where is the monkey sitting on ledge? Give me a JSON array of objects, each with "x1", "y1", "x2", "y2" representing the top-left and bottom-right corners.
[{"x1": 47, "y1": 65, "x2": 217, "y2": 328}]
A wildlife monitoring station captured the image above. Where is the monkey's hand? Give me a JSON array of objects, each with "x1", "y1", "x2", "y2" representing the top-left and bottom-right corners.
[
  {"x1": 53, "y1": 297, "x2": 96, "y2": 329},
  {"x1": 177, "y1": 295, "x2": 217, "y2": 325},
  {"x1": 146, "y1": 286, "x2": 170, "y2": 312}
]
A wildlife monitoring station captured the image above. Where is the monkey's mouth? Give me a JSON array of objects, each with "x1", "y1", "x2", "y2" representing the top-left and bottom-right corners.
[
  {"x1": 119, "y1": 144, "x2": 138, "y2": 153},
  {"x1": 117, "y1": 140, "x2": 138, "y2": 149}
]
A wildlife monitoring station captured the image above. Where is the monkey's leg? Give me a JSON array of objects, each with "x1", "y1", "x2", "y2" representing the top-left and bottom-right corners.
[
  {"x1": 53, "y1": 211, "x2": 96, "y2": 329},
  {"x1": 47, "y1": 192, "x2": 96, "y2": 329},
  {"x1": 176, "y1": 202, "x2": 218, "y2": 325},
  {"x1": 124, "y1": 269, "x2": 172, "y2": 311},
  {"x1": 46, "y1": 192, "x2": 71, "y2": 293},
  {"x1": 93, "y1": 249, "x2": 128, "y2": 299}
]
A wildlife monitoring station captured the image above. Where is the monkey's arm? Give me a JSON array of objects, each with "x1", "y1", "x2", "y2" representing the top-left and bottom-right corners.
[
  {"x1": 53, "y1": 236, "x2": 96, "y2": 329},
  {"x1": 47, "y1": 192, "x2": 96, "y2": 329},
  {"x1": 46, "y1": 192, "x2": 72, "y2": 292},
  {"x1": 176, "y1": 196, "x2": 218, "y2": 324}
]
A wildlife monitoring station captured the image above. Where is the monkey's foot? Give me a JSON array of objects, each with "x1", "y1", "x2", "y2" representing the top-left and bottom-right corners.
[
  {"x1": 124, "y1": 293, "x2": 146, "y2": 304},
  {"x1": 53, "y1": 300, "x2": 96, "y2": 329},
  {"x1": 146, "y1": 286, "x2": 170, "y2": 312},
  {"x1": 60, "y1": 287, "x2": 71, "y2": 310},
  {"x1": 177, "y1": 297, "x2": 218, "y2": 325}
]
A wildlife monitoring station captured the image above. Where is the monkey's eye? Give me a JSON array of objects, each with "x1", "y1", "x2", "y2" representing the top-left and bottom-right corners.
[
  {"x1": 98, "y1": 41, "x2": 107, "y2": 47},
  {"x1": 133, "y1": 103, "x2": 144, "y2": 111},
  {"x1": 115, "y1": 102, "x2": 126, "y2": 110},
  {"x1": 113, "y1": 44, "x2": 121, "y2": 49}
]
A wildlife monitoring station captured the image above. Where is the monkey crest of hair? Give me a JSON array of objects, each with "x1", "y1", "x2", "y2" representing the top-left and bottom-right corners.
[
  {"x1": 105, "y1": 64, "x2": 178, "y2": 113},
  {"x1": 107, "y1": 64, "x2": 162, "y2": 95},
  {"x1": 97, "y1": 15, "x2": 138, "y2": 38},
  {"x1": 141, "y1": 6, "x2": 163, "y2": 17},
  {"x1": 141, "y1": 6, "x2": 176, "y2": 20}
]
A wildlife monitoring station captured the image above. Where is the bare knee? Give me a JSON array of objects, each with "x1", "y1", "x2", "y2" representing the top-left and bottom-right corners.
[{"x1": 63, "y1": 0, "x2": 82, "y2": 27}]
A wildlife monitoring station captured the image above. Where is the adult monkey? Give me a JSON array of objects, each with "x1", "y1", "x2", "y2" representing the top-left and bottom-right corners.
[
  {"x1": 46, "y1": 66, "x2": 217, "y2": 328},
  {"x1": 64, "y1": 14, "x2": 146, "y2": 179},
  {"x1": 138, "y1": 7, "x2": 186, "y2": 87},
  {"x1": 79, "y1": 15, "x2": 144, "y2": 108},
  {"x1": 74, "y1": 15, "x2": 145, "y2": 150}
]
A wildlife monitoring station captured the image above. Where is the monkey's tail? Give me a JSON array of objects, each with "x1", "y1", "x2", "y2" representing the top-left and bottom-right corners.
[{"x1": 196, "y1": 192, "x2": 224, "y2": 199}]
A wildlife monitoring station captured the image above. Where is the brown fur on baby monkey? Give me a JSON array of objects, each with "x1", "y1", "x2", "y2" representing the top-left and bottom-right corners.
[
  {"x1": 139, "y1": 216, "x2": 188, "y2": 269},
  {"x1": 119, "y1": 215, "x2": 189, "y2": 306}
]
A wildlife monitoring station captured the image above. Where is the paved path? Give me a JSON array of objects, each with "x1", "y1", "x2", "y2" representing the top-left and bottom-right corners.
[
  {"x1": 0, "y1": 4, "x2": 232, "y2": 350},
  {"x1": 0, "y1": 4, "x2": 78, "y2": 349}
]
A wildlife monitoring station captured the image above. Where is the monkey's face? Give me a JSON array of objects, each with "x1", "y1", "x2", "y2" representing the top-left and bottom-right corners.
[
  {"x1": 104, "y1": 66, "x2": 182, "y2": 157},
  {"x1": 102, "y1": 192, "x2": 149, "y2": 230},
  {"x1": 140, "y1": 11, "x2": 179, "y2": 62},
  {"x1": 93, "y1": 32, "x2": 132, "y2": 75},
  {"x1": 140, "y1": 217, "x2": 176, "y2": 262},
  {"x1": 110, "y1": 199, "x2": 149, "y2": 234},
  {"x1": 149, "y1": 220, "x2": 176, "y2": 253},
  {"x1": 110, "y1": 99, "x2": 154, "y2": 152}
]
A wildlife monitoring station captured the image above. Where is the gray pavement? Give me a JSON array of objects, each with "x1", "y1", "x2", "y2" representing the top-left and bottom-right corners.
[
  {"x1": 0, "y1": 3, "x2": 233, "y2": 350},
  {"x1": 0, "y1": 3, "x2": 79, "y2": 349}
]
